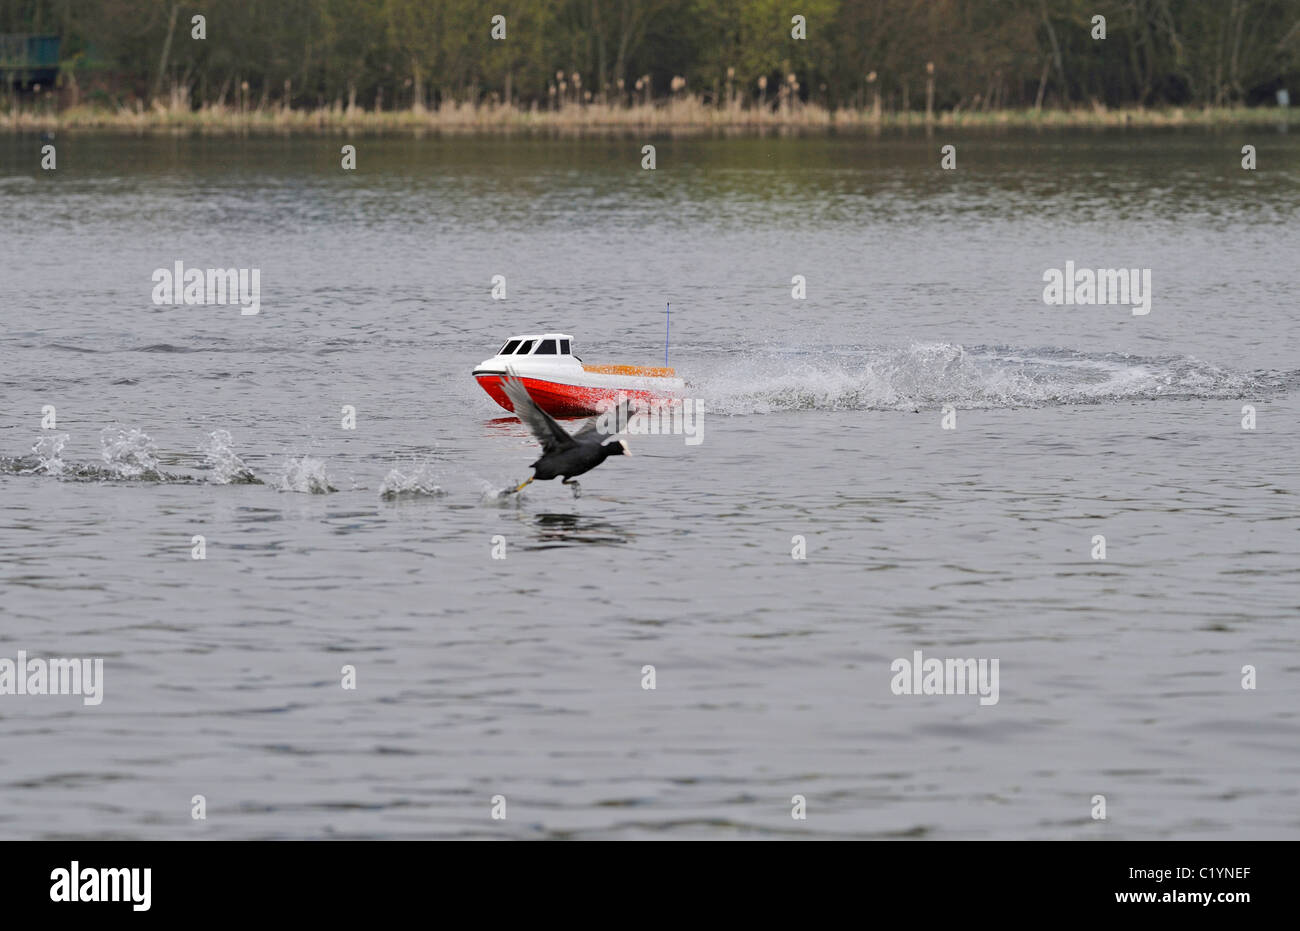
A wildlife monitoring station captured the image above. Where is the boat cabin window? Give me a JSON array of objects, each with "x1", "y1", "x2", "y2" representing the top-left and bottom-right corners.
[
  {"x1": 500, "y1": 339, "x2": 521, "y2": 355},
  {"x1": 535, "y1": 339, "x2": 558, "y2": 355},
  {"x1": 516, "y1": 339, "x2": 536, "y2": 354},
  {"x1": 559, "y1": 339, "x2": 571, "y2": 355}
]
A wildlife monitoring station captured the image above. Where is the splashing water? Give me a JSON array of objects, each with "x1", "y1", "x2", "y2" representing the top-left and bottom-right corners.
[
  {"x1": 379, "y1": 461, "x2": 446, "y2": 500},
  {"x1": 99, "y1": 427, "x2": 164, "y2": 479},
  {"x1": 276, "y1": 456, "x2": 337, "y2": 494},
  {"x1": 3, "y1": 429, "x2": 188, "y2": 482},
  {"x1": 201, "y1": 430, "x2": 262, "y2": 484},
  {"x1": 690, "y1": 343, "x2": 1275, "y2": 414},
  {"x1": 31, "y1": 432, "x2": 69, "y2": 476},
  {"x1": 479, "y1": 479, "x2": 523, "y2": 506}
]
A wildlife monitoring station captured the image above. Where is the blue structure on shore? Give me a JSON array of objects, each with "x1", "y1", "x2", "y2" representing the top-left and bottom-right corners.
[{"x1": 0, "y1": 34, "x2": 61, "y2": 88}]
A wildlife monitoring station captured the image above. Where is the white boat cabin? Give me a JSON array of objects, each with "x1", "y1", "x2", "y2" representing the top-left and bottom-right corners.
[{"x1": 494, "y1": 334, "x2": 578, "y2": 359}]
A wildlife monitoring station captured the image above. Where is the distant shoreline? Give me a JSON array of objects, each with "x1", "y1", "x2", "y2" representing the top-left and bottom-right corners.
[{"x1": 2, "y1": 100, "x2": 1293, "y2": 135}]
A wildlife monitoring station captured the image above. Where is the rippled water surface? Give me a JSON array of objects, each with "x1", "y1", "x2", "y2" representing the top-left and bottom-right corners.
[{"x1": 1, "y1": 131, "x2": 1298, "y2": 839}]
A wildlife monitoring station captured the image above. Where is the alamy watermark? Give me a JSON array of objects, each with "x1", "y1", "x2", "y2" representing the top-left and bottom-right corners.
[
  {"x1": 0, "y1": 651, "x2": 104, "y2": 705},
  {"x1": 151, "y1": 260, "x2": 261, "y2": 315},
  {"x1": 890, "y1": 649, "x2": 999, "y2": 705},
  {"x1": 50, "y1": 861, "x2": 150, "y2": 911},
  {"x1": 1043, "y1": 261, "x2": 1151, "y2": 315},
  {"x1": 595, "y1": 393, "x2": 704, "y2": 446}
]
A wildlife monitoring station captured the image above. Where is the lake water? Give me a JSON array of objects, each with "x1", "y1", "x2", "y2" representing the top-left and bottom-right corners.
[{"x1": 1, "y1": 129, "x2": 1297, "y2": 839}]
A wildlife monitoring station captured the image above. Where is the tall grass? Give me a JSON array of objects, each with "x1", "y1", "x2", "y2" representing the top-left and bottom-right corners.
[{"x1": 2, "y1": 95, "x2": 1293, "y2": 134}]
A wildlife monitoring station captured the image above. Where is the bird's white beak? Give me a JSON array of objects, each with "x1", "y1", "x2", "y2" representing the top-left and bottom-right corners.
[{"x1": 619, "y1": 439, "x2": 631, "y2": 456}]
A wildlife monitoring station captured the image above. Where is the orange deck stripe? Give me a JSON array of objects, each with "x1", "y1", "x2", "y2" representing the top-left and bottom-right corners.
[{"x1": 581, "y1": 364, "x2": 677, "y2": 377}]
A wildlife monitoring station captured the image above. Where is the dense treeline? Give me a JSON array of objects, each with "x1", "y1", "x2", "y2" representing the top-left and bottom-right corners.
[{"x1": 5, "y1": 0, "x2": 1299, "y2": 112}]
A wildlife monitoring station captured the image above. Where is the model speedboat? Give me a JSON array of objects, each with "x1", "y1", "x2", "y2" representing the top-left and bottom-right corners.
[{"x1": 473, "y1": 333, "x2": 685, "y2": 417}]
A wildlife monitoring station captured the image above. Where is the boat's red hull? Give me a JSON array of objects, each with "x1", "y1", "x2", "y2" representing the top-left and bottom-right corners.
[{"x1": 476, "y1": 373, "x2": 665, "y2": 418}]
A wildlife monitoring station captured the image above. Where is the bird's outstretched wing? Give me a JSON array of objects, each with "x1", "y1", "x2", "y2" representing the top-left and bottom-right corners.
[
  {"x1": 501, "y1": 374, "x2": 577, "y2": 453},
  {"x1": 574, "y1": 397, "x2": 636, "y2": 440}
]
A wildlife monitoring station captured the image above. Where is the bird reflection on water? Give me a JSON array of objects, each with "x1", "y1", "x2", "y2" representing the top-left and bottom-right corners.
[{"x1": 524, "y1": 512, "x2": 631, "y2": 549}]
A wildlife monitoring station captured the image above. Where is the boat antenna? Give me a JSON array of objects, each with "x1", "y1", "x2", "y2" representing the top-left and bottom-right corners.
[{"x1": 665, "y1": 302, "x2": 670, "y2": 367}]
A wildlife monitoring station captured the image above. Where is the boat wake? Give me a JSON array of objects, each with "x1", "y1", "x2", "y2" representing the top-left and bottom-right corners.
[
  {"x1": 690, "y1": 343, "x2": 1288, "y2": 414},
  {"x1": 1, "y1": 344, "x2": 1288, "y2": 497}
]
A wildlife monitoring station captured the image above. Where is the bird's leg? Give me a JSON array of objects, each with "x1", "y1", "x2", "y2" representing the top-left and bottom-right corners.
[
  {"x1": 510, "y1": 476, "x2": 534, "y2": 494},
  {"x1": 562, "y1": 477, "x2": 581, "y2": 498}
]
